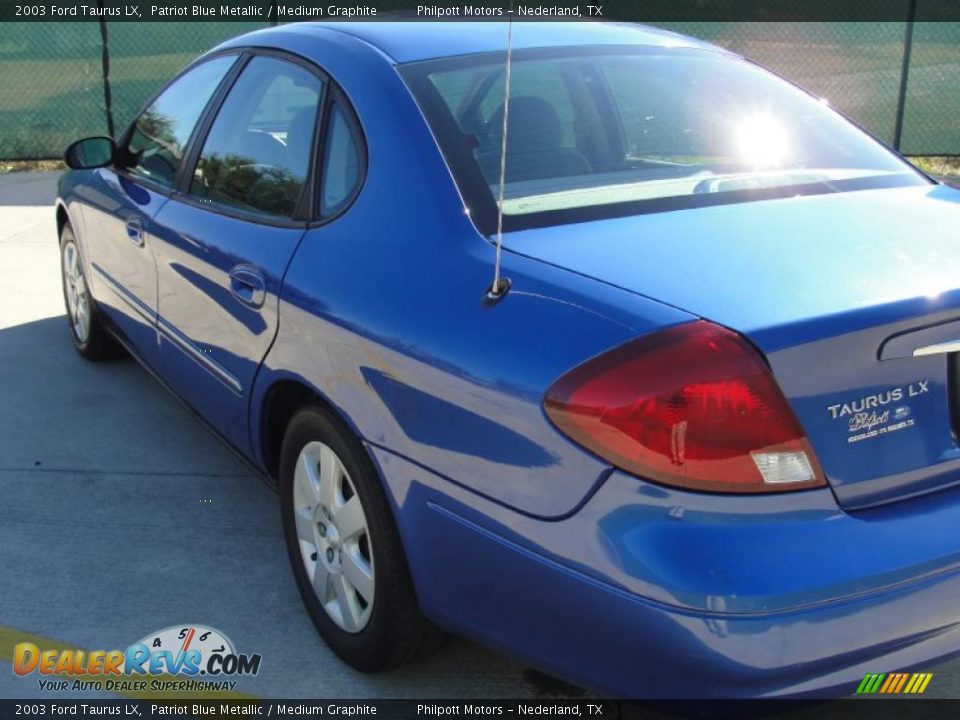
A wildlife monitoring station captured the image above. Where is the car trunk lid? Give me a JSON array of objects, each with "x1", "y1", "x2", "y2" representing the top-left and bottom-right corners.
[{"x1": 504, "y1": 184, "x2": 960, "y2": 509}]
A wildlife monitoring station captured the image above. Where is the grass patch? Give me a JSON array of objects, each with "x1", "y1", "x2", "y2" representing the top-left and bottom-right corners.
[
  {"x1": 909, "y1": 156, "x2": 960, "y2": 177},
  {"x1": 1, "y1": 159, "x2": 65, "y2": 173}
]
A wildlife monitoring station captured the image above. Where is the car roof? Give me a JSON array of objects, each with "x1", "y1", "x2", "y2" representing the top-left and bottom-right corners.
[{"x1": 284, "y1": 21, "x2": 719, "y2": 64}]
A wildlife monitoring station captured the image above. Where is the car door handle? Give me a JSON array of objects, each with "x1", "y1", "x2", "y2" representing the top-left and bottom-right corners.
[
  {"x1": 125, "y1": 216, "x2": 144, "y2": 247},
  {"x1": 228, "y1": 265, "x2": 266, "y2": 309}
]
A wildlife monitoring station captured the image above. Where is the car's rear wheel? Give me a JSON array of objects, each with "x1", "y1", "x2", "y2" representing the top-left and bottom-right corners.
[
  {"x1": 59, "y1": 224, "x2": 123, "y2": 361},
  {"x1": 279, "y1": 404, "x2": 446, "y2": 671}
]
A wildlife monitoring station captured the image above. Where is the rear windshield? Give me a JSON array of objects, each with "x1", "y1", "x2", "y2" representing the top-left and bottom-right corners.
[{"x1": 400, "y1": 46, "x2": 927, "y2": 233}]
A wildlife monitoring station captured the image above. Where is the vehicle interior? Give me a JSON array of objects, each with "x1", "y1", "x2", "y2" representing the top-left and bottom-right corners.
[{"x1": 423, "y1": 51, "x2": 912, "y2": 216}]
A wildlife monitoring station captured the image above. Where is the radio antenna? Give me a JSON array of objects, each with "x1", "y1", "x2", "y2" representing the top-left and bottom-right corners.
[{"x1": 486, "y1": 13, "x2": 514, "y2": 301}]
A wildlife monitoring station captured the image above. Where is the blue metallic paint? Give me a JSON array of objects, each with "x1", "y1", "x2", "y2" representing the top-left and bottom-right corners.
[
  {"x1": 503, "y1": 185, "x2": 960, "y2": 507},
  {"x1": 237, "y1": 25, "x2": 692, "y2": 517},
  {"x1": 369, "y1": 446, "x2": 960, "y2": 697},
  {"x1": 66, "y1": 170, "x2": 168, "y2": 369},
  {"x1": 150, "y1": 199, "x2": 306, "y2": 454},
  {"x1": 56, "y1": 22, "x2": 960, "y2": 698},
  {"x1": 296, "y1": 21, "x2": 720, "y2": 63}
]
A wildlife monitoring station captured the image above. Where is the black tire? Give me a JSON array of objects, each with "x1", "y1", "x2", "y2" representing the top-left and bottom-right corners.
[
  {"x1": 279, "y1": 404, "x2": 446, "y2": 671},
  {"x1": 59, "y1": 224, "x2": 124, "y2": 361}
]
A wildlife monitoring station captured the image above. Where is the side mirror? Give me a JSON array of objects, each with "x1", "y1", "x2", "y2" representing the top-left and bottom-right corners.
[{"x1": 64, "y1": 136, "x2": 116, "y2": 170}]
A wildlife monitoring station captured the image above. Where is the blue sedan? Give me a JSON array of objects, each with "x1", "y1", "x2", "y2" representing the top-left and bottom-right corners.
[{"x1": 56, "y1": 21, "x2": 960, "y2": 698}]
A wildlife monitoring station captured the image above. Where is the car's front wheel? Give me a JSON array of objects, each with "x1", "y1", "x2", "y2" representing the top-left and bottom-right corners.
[
  {"x1": 59, "y1": 224, "x2": 123, "y2": 361},
  {"x1": 279, "y1": 405, "x2": 445, "y2": 671}
]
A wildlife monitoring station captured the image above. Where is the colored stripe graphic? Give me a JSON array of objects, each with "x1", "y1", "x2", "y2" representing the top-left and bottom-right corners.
[
  {"x1": 856, "y1": 673, "x2": 885, "y2": 694},
  {"x1": 890, "y1": 673, "x2": 910, "y2": 693},
  {"x1": 907, "y1": 673, "x2": 933, "y2": 694},
  {"x1": 856, "y1": 672, "x2": 932, "y2": 694}
]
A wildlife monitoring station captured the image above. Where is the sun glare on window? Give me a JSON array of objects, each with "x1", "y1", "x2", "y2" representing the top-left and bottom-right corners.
[{"x1": 734, "y1": 113, "x2": 791, "y2": 168}]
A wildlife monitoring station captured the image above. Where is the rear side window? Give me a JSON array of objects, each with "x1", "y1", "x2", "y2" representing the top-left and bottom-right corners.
[
  {"x1": 126, "y1": 56, "x2": 235, "y2": 189},
  {"x1": 319, "y1": 102, "x2": 362, "y2": 216},
  {"x1": 190, "y1": 56, "x2": 324, "y2": 219}
]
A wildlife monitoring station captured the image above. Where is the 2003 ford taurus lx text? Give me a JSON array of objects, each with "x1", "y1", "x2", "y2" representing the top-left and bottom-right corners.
[{"x1": 55, "y1": 21, "x2": 960, "y2": 698}]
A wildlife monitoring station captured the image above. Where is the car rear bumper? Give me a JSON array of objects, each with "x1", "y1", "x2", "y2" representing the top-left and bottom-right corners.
[{"x1": 369, "y1": 446, "x2": 960, "y2": 698}]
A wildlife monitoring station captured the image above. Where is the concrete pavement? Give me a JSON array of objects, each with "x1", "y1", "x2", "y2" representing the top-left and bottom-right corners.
[
  {"x1": 0, "y1": 171, "x2": 558, "y2": 700},
  {"x1": 1, "y1": 170, "x2": 959, "y2": 703}
]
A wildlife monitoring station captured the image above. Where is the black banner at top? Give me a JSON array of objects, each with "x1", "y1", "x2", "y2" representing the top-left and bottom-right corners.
[{"x1": 3, "y1": 0, "x2": 960, "y2": 23}]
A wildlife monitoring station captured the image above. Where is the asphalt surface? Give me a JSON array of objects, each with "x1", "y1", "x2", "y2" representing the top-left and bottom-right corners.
[{"x1": 1, "y1": 171, "x2": 959, "y2": 704}]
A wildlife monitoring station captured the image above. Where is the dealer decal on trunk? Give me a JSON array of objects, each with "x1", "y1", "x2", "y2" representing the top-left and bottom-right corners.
[{"x1": 827, "y1": 381, "x2": 929, "y2": 444}]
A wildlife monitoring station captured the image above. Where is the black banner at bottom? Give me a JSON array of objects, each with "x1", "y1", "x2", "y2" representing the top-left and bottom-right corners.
[{"x1": 0, "y1": 699, "x2": 959, "y2": 720}]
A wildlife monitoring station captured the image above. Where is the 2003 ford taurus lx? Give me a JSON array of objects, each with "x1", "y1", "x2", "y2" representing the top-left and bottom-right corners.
[{"x1": 56, "y1": 21, "x2": 960, "y2": 697}]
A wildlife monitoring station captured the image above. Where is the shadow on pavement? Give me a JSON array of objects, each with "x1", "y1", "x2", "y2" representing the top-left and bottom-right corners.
[
  {"x1": 0, "y1": 314, "x2": 550, "y2": 699},
  {"x1": 0, "y1": 170, "x2": 60, "y2": 206}
]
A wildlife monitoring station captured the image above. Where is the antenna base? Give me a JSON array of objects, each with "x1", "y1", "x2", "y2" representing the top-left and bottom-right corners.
[{"x1": 483, "y1": 278, "x2": 512, "y2": 304}]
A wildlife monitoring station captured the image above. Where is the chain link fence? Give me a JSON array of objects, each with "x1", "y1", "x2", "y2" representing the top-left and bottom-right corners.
[
  {"x1": 1, "y1": 19, "x2": 958, "y2": 159},
  {"x1": 0, "y1": 22, "x2": 267, "y2": 159}
]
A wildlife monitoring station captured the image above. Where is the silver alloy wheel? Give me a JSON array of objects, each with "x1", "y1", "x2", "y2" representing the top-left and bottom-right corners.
[
  {"x1": 62, "y1": 240, "x2": 91, "y2": 343},
  {"x1": 293, "y1": 441, "x2": 375, "y2": 633}
]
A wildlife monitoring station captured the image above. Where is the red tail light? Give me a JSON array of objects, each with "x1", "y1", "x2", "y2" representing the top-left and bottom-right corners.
[{"x1": 544, "y1": 321, "x2": 826, "y2": 494}]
